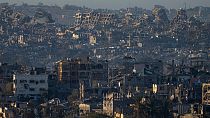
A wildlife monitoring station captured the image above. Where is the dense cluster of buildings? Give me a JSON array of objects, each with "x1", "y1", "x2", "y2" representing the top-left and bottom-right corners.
[
  {"x1": 0, "y1": 3, "x2": 210, "y2": 118},
  {"x1": 0, "y1": 54, "x2": 210, "y2": 117}
]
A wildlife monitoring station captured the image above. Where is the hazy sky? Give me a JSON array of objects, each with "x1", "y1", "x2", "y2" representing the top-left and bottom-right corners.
[{"x1": 1, "y1": 0, "x2": 210, "y2": 9}]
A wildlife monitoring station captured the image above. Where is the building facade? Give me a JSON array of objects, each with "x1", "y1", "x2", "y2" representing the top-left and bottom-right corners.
[
  {"x1": 57, "y1": 58, "x2": 108, "y2": 90},
  {"x1": 14, "y1": 74, "x2": 48, "y2": 101}
]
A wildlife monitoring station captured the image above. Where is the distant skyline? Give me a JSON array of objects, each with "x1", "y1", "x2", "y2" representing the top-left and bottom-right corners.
[{"x1": 1, "y1": 0, "x2": 210, "y2": 9}]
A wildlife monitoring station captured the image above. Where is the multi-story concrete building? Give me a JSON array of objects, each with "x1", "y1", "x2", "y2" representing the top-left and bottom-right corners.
[
  {"x1": 103, "y1": 92, "x2": 134, "y2": 118},
  {"x1": 56, "y1": 57, "x2": 108, "y2": 99},
  {"x1": 202, "y1": 83, "x2": 210, "y2": 105},
  {"x1": 57, "y1": 58, "x2": 108, "y2": 88},
  {"x1": 14, "y1": 73, "x2": 48, "y2": 101}
]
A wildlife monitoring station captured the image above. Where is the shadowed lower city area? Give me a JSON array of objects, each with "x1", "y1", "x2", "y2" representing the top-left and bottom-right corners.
[{"x1": 0, "y1": 2, "x2": 210, "y2": 118}]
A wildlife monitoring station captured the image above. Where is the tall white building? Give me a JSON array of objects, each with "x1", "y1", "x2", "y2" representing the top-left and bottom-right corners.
[{"x1": 14, "y1": 74, "x2": 48, "y2": 100}]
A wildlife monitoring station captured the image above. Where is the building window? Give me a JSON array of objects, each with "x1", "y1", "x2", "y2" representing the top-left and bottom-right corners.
[
  {"x1": 159, "y1": 86, "x2": 164, "y2": 91},
  {"x1": 80, "y1": 64, "x2": 86, "y2": 70},
  {"x1": 40, "y1": 80, "x2": 45, "y2": 83},
  {"x1": 97, "y1": 64, "x2": 103, "y2": 69},
  {"x1": 29, "y1": 88, "x2": 35, "y2": 91},
  {"x1": 24, "y1": 84, "x2": 29, "y2": 89},
  {"x1": 39, "y1": 88, "x2": 46, "y2": 91},
  {"x1": 71, "y1": 72, "x2": 76, "y2": 76},
  {"x1": 80, "y1": 72, "x2": 85, "y2": 76},
  {"x1": 29, "y1": 80, "x2": 35, "y2": 83},
  {"x1": 20, "y1": 80, "x2": 27, "y2": 83}
]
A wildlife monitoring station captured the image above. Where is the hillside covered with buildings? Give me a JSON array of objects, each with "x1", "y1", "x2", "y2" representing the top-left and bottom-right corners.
[{"x1": 0, "y1": 3, "x2": 210, "y2": 118}]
